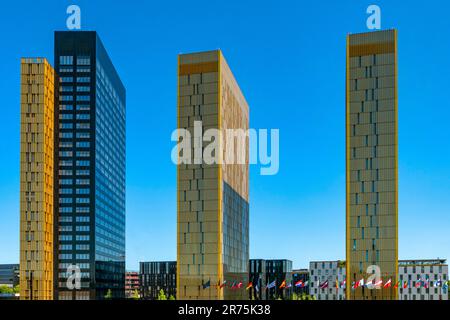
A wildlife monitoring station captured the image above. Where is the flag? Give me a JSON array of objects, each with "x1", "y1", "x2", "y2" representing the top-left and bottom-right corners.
[
  {"x1": 237, "y1": 282, "x2": 243, "y2": 289},
  {"x1": 266, "y1": 280, "x2": 276, "y2": 290},
  {"x1": 383, "y1": 279, "x2": 392, "y2": 288},
  {"x1": 320, "y1": 280, "x2": 329, "y2": 289},
  {"x1": 416, "y1": 279, "x2": 422, "y2": 288},
  {"x1": 255, "y1": 284, "x2": 259, "y2": 292},
  {"x1": 393, "y1": 281, "x2": 400, "y2": 289},
  {"x1": 295, "y1": 280, "x2": 303, "y2": 287},
  {"x1": 304, "y1": 281, "x2": 308, "y2": 287},
  {"x1": 231, "y1": 281, "x2": 237, "y2": 289},
  {"x1": 246, "y1": 282, "x2": 253, "y2": 290},
  {"x1": 335, "y1": 279, "x2": 339, "y2": 289},
  {"x1": 219, "y1": 280, "x2": 227, "y2": 289},
  {"x1": 403, "y1": 281, "x2": 408, "y2": 289},
  {"x1": 279, "y1": 280, "x2": 286, "y2": 289},
  {"x1": 352, "y1": 281, "x2": 357, "y2": 289},
  {"x1": 202, "y1": 280, "x2": 210, "y2": 289},
  {"x1": 375, "y1": 279, "x2": 383, "y2": 288},
  {"x1": 357, "y1": 278, "x2": 364, "y2": 288},
  {"x1": 286, "y1": 283, "x2": 292, "y2": 289},
  {"x1": 341, "y1": 280, "x2": 346, "y2": 289}
]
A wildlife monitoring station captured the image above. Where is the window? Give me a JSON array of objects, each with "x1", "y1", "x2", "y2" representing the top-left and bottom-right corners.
[
  {"x1": 76, "y1": 95, "x2": 90, "y2": 102},
  {"x1": 60, "y1": 95, "x2": 73, "y2": 101},
  {"x1": 76, "y1": 170, "x2": 90, "y2": 176},
  {"x1": 61, "y1": 77, "x2": 73, "y2": 83},
  {"x1": 76, "y1": 160, "x2": 90, "y2": 166},
  {"x1": 60, "y1": 123, "x2": 73, "y2": 129},
  {"x1": 76, "y1": 179, "x2": 90, "y2": 185},
  {"x1": 76, "y1": 226, "x2": 90, "y2": 232},
  {"x1": 76, "y1": 132, "x2": 90, "y2": 139},
  {"x1": 76, "y1": 198, "x2": 90, "y2": 204},
  {"x1": 60, "y1": 86, "x2": 73, "y2": 92},
  {"x1": 60, "y1": 104, "x2": 73, "y2": 111},
  {"x1": 76, "y1": 114, "x2": 90, "y2": 120},
  {"x1": 59, "y1": 132, "x2": 73, "y2": 139},
  {"x1": 76, "y1": 105, "x2": 90, "y2": 111},
  {"x1": 76, "y1": 123, "x2": 90, "y2": 130},
  {"x1": 77, "y1": 86, "x2": 90, "y2": 92},
  {"x1": 77, "y1": 77, "x2": 90, "y2": 83},
  {"x1": 76, "y1": 142, "x2": 90, "y2": 148},
  {"x1": 59, "y1": 216, "x2": 73, "y2": 223},
  {"x1": 59, "y1": 179, "x2": 73, "y2": 185},
  {"x1": 60, "y1": 56, "x2": 73, "y2": 65},
  {"x1": 76, "y1": 207, "x2": 90, "y2": 213},
  {"x1": 76, "y1": 216, "x2": 90, "y2": 222},
  {"x1": 77, "y1": 56, "x2": 90, "y2": 65},
  {"x1": 76, "y1": 188, "x2": 90, "y2": 194}
]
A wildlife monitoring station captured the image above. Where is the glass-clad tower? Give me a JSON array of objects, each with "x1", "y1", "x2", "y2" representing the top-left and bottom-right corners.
[
  {"x1": 177, "y1": 50, "x2": 249, "y2": 299},
  {"x1": 54, "y1": 31, "x2": 126, "y2": 300},
  {"x1": 346, "y1": 30, "x2": 398, "y2": 300}
]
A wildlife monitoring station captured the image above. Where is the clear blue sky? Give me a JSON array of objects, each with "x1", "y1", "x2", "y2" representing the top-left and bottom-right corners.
[{"x1": 1, "y1": 0, "x2": 449, "y2": 271}]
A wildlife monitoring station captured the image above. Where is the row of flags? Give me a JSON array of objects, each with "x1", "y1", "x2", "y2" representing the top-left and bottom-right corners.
[
  {"x1": 317, "y1": 278, "x2": 450, "y2": 290},
  {"x1": 201, "y1": 279, "x2": 309, "y2": 291},
  {"x1": 202, "y1": 278, "x2": 449, "y2": 291}
]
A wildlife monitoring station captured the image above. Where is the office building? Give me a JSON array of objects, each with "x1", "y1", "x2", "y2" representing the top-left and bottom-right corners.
[
  {"x1": 54, "y1": 31, "x2": 126, "y2": 300},
  {"x1": 0, "y1": 264, "x2": 20, "y2": 287},
  {"x1": 398, "y1": 259, "x2": 448, "y2": 300},
  {"x1": 177, "y1": 50, "x2": 249, "y2": 299},
  {"x1": 309, "y1": 260, "x2": 346, "y2": 300},
  {"x1": 125, "y1": 271, "x2": 139, "y2": 298},
  {"x1": 248, "y1": 259, "x2": 293, "y2": 300},
  {"x1": 140, "y1": 261, "x2": 176, "y2": 300},
  {"x1": 346, "y1": 29, "x2": 398, "y2": 300},
  {"x1": 20, "y1": 58, "x2": 56, "y2": 300},
  {"x1": 292, "y1": 269, "x2": 309, "y2": 296},
  {"x1": 248, "y1": 259, "x2": 266, "y2": 300},
  {"x1": 265, "y1": 259, "x2": 293, "y2": 300}
]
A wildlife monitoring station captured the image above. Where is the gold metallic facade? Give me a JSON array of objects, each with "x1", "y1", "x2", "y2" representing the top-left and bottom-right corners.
[
  {"x1": 19, "y1": 58, "x2": 55, "y2": 300},
  {"x1": 177, "y1": 50, "x2": 249, "y2": 300},
  {"x1": 346, "y1": 30, "x2": 398, "y2": 300}
]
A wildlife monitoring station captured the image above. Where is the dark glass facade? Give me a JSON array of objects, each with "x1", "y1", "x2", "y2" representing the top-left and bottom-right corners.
[
  {"x1": 248, "y1": 259, "x2": 266, "y2": 300},
  {"x1": 0, "y1": 264, "x2": 19, "y2": 287},
  {"x1": 54, "y1": 31, "x2": 126, "y2": 300},
  {"x1": 292, "y1": 269, "x2": 309, "y2": 296},
  {"x1": 247, "y1": 259, "x2": 293, "y2": 300},
  {"x1": 140, "y1": 261, "x2": 177, "y2": 300},
  {"x1": 222, "y1": 182, "x2": 249, "y2": 300}
]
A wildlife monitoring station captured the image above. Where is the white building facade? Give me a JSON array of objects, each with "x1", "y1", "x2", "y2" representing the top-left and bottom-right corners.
[
  {"x1": 398, "y1": 259, "x2": 448, "y2": 301},
  {"x1": 309, "y1": 261, "x2": 346, "y2": 300},
  {"x1": 309, "y1": 259, "x2": 448, "y2": 300}
]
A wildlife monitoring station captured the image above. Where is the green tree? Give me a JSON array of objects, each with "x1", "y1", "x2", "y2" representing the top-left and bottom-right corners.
[
  {"x1": 132, "y1": 289, "x2": 140, "y2": 300},
  {"x1": 105, "y1": 289, "x2": 113, "y2": 300},
  {"x1": 0, "y1": 285, "x2": 14, "y2": 294},
  {"x1": 13, "y1": 285, "x2": 20, "y2": 294},
  {"x1": 157, "y1": 289, "x2": 167, "y2": 300},
  {"x1": 168, "y1": 294, "x2": 176, "y2": 300}
]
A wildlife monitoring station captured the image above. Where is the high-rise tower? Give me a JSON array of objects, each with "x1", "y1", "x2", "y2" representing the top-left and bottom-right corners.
[
  {"x1": 346, "y1": 30, "x2": 398, "y2": 300},
  {"x1": 54, "y1": 31, "x2": 126, "y2": 300},
  {"x1": 177, "y1": 50, "x2": 249, "y2": 299},
  {"x1": 20, "y1": 58, "x2": 55, "y2": 300}
]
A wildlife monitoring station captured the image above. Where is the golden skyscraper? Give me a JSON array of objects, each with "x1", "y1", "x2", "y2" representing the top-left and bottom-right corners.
[
  {"x1": 346, "y1": 30, "x2": 398, "y2": 300},
  {"x1": 177, "y1": 50, "x2": 249, "y2": 300},
  {"x1": 20, "y1": 58, "x2": 55, "y2": 300}
]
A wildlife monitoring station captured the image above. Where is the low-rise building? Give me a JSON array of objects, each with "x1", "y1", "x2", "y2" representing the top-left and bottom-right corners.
[
  {"x1": 292, "y1": 269, "x2": 309, "y2": 296},
  {"x1": 309, "y1": 260, "x2": 346, "y2": 300},
  {"x1": 140, "y1": 261, "x2": 176, "y2": 300},
  {"x1": 308, "y1": 259, "x2": 449, "y2": 300},
  {"x1": 248, "y1": 259, "x2": 293, "y2": 300},
  {"x1": 398, "y1": 259, "x2": 448, "y2": 300},
  {"x1": 0, "y1": 264, "x2": 19, "y2": 287},
  {"x1": 125, "y1": 271, "x2": 140, "y2": 298}
]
